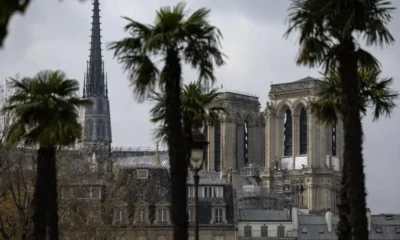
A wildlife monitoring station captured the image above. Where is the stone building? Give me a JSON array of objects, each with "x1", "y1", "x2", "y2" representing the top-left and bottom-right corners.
[
  {"x1": 205, "y1": 91, "x2": 265, "y2": 173},
  {"x1": 260, "y1": 78, "x2": 343, "y2": 212}
]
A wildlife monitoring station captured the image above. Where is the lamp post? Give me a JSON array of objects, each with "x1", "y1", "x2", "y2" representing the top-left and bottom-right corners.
[{"x1": 189, "y1": 127, "x2": 209, "y2": 240}]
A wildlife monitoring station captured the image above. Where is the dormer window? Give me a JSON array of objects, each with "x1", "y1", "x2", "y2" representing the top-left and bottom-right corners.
[
  {"x1": 375, "y1": 227, "x2": 383, "y2": 233},
  {"x1": 215, "y1": 209, "x2": 223, "y2": 223},
  {"x1": 158, "y1": 208, "x2": 168, "y2": 223},
  {"x1": 137, "y1": 169, "x2": 148, "y2": 179},
  {"x1": 133, "y1": 201, "x2": 149, "y2": 225}
]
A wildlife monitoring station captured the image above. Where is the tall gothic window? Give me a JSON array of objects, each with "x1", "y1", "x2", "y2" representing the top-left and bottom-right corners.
[
  {"x1": 284, "y1": 109, "x2": 293, "y2": 156},
  {"x1": 97, "y1": 98, "x2": 103, "y2": 114},
  {"x1": 332, "y1": 123, "x2": 337, "y2": 156},
  {"x1": 203, "y1": 121, "x2": 209, "y2": 170},
  {"x1": 214, "y1": 120, "x2": 221, "y2": 172},
  {"x1": 299, "y1": 108, "x2": 308, "y2": 155},
  {"x1": 244, "y1": 120, "x2": 249, "y2": 166}
]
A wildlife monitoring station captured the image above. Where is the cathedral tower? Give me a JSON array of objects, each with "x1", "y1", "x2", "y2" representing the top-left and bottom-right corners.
[
  {"x1": 82, "y1": 0, "x2": 112, "y2": 151},
  {"x1": 261, "y1": 77, "x2": 343, "y2": 212},
  {"x1": 206, "y1": 91, "x2": 265, "y2": 174}
]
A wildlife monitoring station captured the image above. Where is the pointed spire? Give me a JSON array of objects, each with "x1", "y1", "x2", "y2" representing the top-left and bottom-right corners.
[
  {"x1": 85, "y1": 0, "x2": 105, "y2": 97},
  {"x1": 155, "y1": 142, "x2": 161, "y2": 166}
]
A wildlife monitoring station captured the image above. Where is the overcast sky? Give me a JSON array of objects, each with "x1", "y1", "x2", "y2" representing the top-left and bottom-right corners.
[{"x1": 1, "y1": 0, "x2": 399, "y2": 213}]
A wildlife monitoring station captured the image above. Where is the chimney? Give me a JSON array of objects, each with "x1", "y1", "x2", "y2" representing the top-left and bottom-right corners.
[
  {"x1": 366, "y1": 208, "x2": 371, "y2": 232},
  {"x1": 325, "y1": 208, "x2": 333, "y2": 232}
]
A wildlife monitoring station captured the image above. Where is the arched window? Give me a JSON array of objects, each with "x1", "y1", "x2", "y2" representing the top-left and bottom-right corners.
[
  {"x1": 202, "y1": 121, "x2": 209, "y2": 170},
  {"x1": 332, "y1": 123, "x2": 337, "y2": 156},
  {"x1": 244, "y1": 120, "x2": 249, "y2": 166},
  {"x1": 214, "y1": 120, "x2": 221, "y2": 172},
  {"x1": 284, "y1": 109, "x2": 293, "y2": 156},
  {"x1": 299, "y1": 108, "x2": 308, "y2": 155}
]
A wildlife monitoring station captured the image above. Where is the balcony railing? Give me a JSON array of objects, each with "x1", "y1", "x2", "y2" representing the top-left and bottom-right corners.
[{"x1": 238, "y1": 230, "x2": 296, "y2": 240}]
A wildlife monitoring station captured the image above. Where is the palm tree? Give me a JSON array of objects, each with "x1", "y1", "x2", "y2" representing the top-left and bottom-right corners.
[
  {"x1": 312, "y1": 67, "x2": 398, "y2": 125},
  {"x1": 285, "y1": 0, "x2": 395, "y2": 239},
  {"x1": 109, "y1": 3, "x2": 225, "y2": 239},
  {"x1": 150, "y1": 82, "x2": 224, "y2": 152},
  {"x1": 2, "y1": 70, "x2": 90, "y2": 240}
]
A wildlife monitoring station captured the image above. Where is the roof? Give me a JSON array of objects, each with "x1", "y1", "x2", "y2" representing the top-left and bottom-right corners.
[
  {"x1": 113, "y1": 150, "x2": 170, "y2": 168},
  {"x1": 298, "y1": 214, "x2": 400, "y2": 240},
  {"x1": 239, "y1": 209, "x2": 291, "y2": 221},
  {"x1": 294, "y1": 76, "x2": 320, "y2": 83}
]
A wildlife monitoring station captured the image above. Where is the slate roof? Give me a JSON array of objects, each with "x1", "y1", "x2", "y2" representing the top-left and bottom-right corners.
[
  {"x1": 294, "y1": 76, "x2": 321, "y2": 83},
  {"x1": 298, "y1": 214, "x2": 400, "y2": 240},
  {"x1": 239, "y1": 209, "x2": 291, "y2": 222}
]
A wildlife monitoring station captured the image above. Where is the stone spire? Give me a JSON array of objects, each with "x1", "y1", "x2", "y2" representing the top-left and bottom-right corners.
[
  {"x1": 155, "y1": 142, "x2": 161, "y2": 166},
  {"x1": 84, "y1": 0, "x2": 107, "y2": 98},
  {"x1": 82, "y1": 0, "x2": 112, "y2": 147}
]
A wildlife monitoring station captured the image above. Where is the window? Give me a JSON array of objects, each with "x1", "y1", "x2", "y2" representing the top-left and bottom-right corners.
[
  {"x1": 332, "y1": 124, "x2": 337, "y2": 156},
  {"x1": 188, "y1": 186, "x2": 195, "y2": 198},
  {"x1": 215, "y1": 209, "x2": 223, "y2": 223},
  {"x1": 244, "y1": 120, "x2": 249, "y2": 165},
  {"x1": 277, "y1": 226, "x2": 285, "y2": 237},
  {"x1": 261, "y1": 226, "x2": 268, "y2": 237},
  {"x1": 76, "y1": 187, "x2": 101, "y2": 199},
  {"x1": 213, "y1": 186, "x2": 224, "y2": 198},
  {"x1": 137, "y1": 169, "x2": 148, "y2": 179},
  {"x1": 244, "y1": 226, "x2": 252, "y2": 237},
  {"x1": 188, "y1": 208, "x2": 194, "y2": 222},
  {"x1": 386, "y1": 215, "x2": 393, "y2": 220},
  {"x1": 204, "y1": 187, "x2": 213, "y2": 198},
  {"x1": 158, "y1": 208, "x2": 168, "y2": 223},
  {"x1": 139, "y1": 209, "x2": 145, "y2": 223},
  {"x1": 318, "y1": 228, "x2": 324, "y2": 234},
  {"x1": 284, "y1": 109, "x2": 293, "y2": 156},
  {"x1": 214, "y1": 236, "x2": 224, "y2": 240},
  {"x1": 301, "y1": 227, "x2": 307, "y2": 234},
  {"x1": 114, "y1": 208, "x2": 124, "y2": 224},
  {"x1": 395, "y1": 228, "x2": 400, "y2": 233},
  {"x1": 299, "y1": 108, "x2": 307, "y2": 155},
  {"x1": 188, "y1": 236, "x2": 195, "y2": 240},
  {"x1": 376, "y1": 227, "x2": 383, "y2": 233}
]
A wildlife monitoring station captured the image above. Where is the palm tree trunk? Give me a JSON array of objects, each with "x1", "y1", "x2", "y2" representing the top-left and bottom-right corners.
[
  {"x1": 337, "y1": 158, "x2": 351, "y2": 240},
  {"x1": 164, "y1": 49, "x2": 188, "y2": 240},
  {"x1": 46, "y1": 146, "x2": 59, "y2": 240},
  {"x1": 30, "y1": 147, "x2": 51, "y2": 240},
  {"x1": 338, "y1": 39, "x2": 368, "y2": 240}
]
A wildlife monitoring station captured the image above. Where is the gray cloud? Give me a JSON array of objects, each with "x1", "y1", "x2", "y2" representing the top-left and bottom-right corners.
[{"x1": 0, "y1": 0, "x2": 399, "y2": 213}]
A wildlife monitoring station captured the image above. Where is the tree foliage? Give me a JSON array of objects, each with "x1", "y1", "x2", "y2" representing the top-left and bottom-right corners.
[
  {"x1": 150, "y1": 82, "x2": 224, "y2": 145},
  {"x1": 312, "y1": 67, "x2": 398, "y2": 125}
]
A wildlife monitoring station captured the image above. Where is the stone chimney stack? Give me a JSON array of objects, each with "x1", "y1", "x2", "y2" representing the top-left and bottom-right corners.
[
  {"x1": 325, "y1": 208, "x2": 333, "y2": 232},
  {"x1": 367, "y1": 208, "x2": 372, "y2": 232}
]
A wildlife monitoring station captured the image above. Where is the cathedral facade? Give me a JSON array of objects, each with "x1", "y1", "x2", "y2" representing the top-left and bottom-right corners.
[{"x1": 205, "y1": 78, "x2": 343, "y2": 212}]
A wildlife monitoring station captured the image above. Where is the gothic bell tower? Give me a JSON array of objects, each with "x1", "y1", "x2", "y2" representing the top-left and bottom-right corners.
[
  {"x1": 261, "y1": 77, "x2": 343, "y2": 212},
  {"x1": 82, "y1": 0, "x2": 112, "y2": 156}
]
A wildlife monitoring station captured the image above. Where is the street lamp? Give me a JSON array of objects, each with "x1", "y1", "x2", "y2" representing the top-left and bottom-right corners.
[{"x1": 189, "y1": 127, "x2": 209, "y2": 240}]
